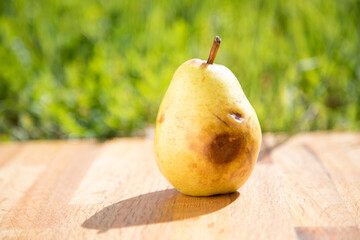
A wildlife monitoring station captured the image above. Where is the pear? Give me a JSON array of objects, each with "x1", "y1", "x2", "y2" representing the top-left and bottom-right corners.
[{"x1": 154, "y1": 36, "x2": 261, "y2": 196}]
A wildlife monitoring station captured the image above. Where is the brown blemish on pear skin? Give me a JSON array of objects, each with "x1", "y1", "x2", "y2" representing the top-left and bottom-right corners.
[
  {"x1": 188, "y1": 162, "x2": 198, "y2": 169},
  {"x1": 212, "y1": 113, "x2": 229, "y2": 127},
  {"x1": 247, "y1": 142, "x2": 258, "y2": 166},
  {"x1": 207, "y1": 133, "x2": 242, "y2": 164},
  {"x1": 229, "y1": 112, "x2": 245, "y2": 123},
  {"x1": 188, "y1": 140, "x2": 200, "y2": 153},
  {"x1": 230, "y1": 170, "x2": 246, "y2": 181},
  {"x1": 158, "y1": 113, "x2": 165, "y2": 124},
  {"x1": 246, "y1": 148, "x2": 252, "y2": 165},
  {"x1": 231, "y1": 112, "x2": 242, "y2": 119},
  {"x1": 158, "y1": 104, "x2": 171, "y2": 125}
]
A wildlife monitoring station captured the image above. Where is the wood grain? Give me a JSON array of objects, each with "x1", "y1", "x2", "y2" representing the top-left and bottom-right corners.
[{"x1": 0, "y1": 133, "x2": 359, "y2": 239}]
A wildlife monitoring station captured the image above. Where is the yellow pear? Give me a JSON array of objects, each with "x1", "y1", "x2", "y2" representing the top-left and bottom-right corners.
[{"x1": 154, "y1": 36, "x2": 261, "y2": 196}]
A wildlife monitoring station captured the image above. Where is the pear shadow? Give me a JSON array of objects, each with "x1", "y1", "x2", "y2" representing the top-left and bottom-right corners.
[{"x1": 81, "y1": 188, "x2": 239, "y2": 233}]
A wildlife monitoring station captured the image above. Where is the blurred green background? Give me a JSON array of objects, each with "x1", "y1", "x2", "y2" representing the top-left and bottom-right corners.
[{"x1": 0, "y1": 0, "x2": 359, "y2": 141}]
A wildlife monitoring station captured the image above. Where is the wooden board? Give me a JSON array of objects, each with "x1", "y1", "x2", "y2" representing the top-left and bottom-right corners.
[{"x1": 0, "y1": 133, "x2": 359, "y2": 239}]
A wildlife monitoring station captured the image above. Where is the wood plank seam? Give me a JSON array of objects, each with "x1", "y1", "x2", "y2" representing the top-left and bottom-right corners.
[{"x1": 302, "y1": 143, "x2": 360, "y2": 230}]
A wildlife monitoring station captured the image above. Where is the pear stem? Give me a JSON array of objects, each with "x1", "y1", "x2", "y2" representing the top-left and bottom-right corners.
[{"x1": 207, "y1": 36, "x2": 222, "y2": 64}]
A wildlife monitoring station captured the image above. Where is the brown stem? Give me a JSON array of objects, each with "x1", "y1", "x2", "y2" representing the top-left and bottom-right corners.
[{"x1": 207, "y1": 36, "x2": 221, "y2": 64}]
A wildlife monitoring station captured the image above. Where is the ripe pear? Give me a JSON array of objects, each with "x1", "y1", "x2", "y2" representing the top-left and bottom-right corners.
[{"x1": 154, "y1": 36, "x2": 261, "y2": 196}]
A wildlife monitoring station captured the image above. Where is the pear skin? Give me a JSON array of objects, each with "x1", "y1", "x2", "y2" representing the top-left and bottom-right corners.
[{"x1": 154, "y1": 37, "x2": 261, "y2": 196}]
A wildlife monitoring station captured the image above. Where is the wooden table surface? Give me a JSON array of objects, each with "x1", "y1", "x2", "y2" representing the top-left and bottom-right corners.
[{"x1": 0, "y1": 132, "x2": 359, "y2": 240}]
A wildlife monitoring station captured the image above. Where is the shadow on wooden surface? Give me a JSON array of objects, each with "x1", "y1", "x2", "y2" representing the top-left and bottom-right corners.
[
  {"x1": 82, "y1": 188, "x2": 239, "y2": 233},
  {"x1": 258, "y1": 134, "x2": 294, "y2": 163}
]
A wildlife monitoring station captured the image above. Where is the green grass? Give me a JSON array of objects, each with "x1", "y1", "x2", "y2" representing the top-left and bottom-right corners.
[{"x1": 0, "y1": 0, "x2": 359, "y2": 141}]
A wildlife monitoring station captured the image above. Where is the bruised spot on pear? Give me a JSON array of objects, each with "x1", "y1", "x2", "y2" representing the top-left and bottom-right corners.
[
  {"x1": 230, "y1": 112, "x2": 245, "y2": 123},
  {"x1": 207, "y1": 133, "x2": 242, "y2": 164}
]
